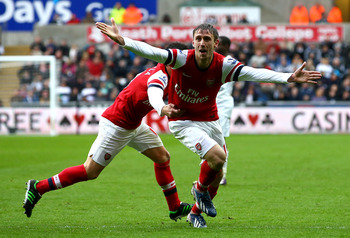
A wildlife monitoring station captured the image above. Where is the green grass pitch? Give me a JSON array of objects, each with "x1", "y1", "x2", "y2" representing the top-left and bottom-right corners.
[{"x1": 0, "y1": 134, "x2": 349, "y2": 237}]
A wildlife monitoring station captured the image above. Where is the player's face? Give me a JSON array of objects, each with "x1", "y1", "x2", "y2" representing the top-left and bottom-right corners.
[{"x1": 192, "y1": 29, "x2": 219, "y2": 68}]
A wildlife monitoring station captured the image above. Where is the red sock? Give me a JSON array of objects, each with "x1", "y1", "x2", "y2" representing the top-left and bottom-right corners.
[
  {"x1": 154, "y1": 160, "x2": 181, "y2": 211},
  {"x1": 36, "y1": 164, "x2": 88, "y2": 195},
  {"x1": 191, "y1": 185, "x2": 219, "y2": 214},
  {"x1": 196, "y1": 160, "x2": 220, "y2": 192}
]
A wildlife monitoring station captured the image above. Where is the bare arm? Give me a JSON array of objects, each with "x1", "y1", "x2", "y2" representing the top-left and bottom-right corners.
[{"x1": 96, "y1": 18, "x2": 169, "y2": 64}]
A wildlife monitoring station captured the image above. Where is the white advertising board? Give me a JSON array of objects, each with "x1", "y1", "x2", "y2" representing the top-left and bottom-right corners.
[
  {"x1": 0, "y1": 107, "x2": 349, "y2": 135},
  {"x1": 180, "y1": 6, "x2": 261, "y2": 25}
]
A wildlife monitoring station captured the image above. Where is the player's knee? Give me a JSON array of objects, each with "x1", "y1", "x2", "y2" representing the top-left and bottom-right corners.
[
  {"x1": 84, "y1": 156, "x2": 104, "y2": 180},
  {"x1": 157, "y1": 149, "x2": 170, "y2": 163}
]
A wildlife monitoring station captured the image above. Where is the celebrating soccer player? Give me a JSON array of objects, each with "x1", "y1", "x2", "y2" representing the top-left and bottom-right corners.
[{"x1": 96, "y1": 18, "x2": 322, "y2": 228}]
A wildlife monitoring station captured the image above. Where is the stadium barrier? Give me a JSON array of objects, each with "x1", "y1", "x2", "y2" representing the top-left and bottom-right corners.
[{"x1": 0, "y1": 106, "x2": 349, "y2": 135}]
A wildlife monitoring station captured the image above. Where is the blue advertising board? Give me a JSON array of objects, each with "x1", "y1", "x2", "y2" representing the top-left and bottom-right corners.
[{"x1": 0, "y1": 0, "x2": 157, "y2": 31}]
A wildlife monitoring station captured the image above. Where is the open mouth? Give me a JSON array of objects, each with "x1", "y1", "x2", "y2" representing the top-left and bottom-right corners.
[{"x1": 199, "y1": 49, "x2": 207, "y2": 55}]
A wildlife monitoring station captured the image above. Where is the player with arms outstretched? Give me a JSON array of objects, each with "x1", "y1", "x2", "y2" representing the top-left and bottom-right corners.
[{"x1": 96, "y1": 18, "x2": 322, "y2": 228}]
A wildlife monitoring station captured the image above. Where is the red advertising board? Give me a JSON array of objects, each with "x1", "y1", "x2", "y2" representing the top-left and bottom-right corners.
[{"x1": 88, "y1": 24, "x2": 343, "y2": 43}]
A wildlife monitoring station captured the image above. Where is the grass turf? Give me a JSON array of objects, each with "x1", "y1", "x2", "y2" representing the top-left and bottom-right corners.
[{"x1": 0, "y1": 134, "x2": 349, "y2": 237}]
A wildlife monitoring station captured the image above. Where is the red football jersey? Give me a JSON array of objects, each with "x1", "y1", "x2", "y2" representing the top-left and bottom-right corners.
[
  {"x1": 166, "y1": 49, "x2": 242, "y2": 121},
  {"x1": 102, "y1": 63, "x2": 169, "y2": 129}
]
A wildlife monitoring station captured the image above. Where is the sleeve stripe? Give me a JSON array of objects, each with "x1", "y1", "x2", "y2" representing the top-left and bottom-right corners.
[
  {"x1": 232, "y1": 65, "x2": 244, "y2": 82},
  {"x1": 164, "y1": 49, "x2": 172, "y2": 65},
  {"x1": 148, "y1": 84, "x2": 164, "y2": 90}
]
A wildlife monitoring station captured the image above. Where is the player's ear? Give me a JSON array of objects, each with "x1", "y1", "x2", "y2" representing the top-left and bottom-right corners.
[
  {"x1": 214, "y1": 39, "x2": 219, "y2": 48},
  {"x1": 192, "y1": 40, "x2": 195, "y2": 48}
]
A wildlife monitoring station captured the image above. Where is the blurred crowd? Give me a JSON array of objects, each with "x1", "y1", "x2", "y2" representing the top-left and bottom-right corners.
[{"x1": 10, "y1": 33, "x2": 350, "y2": 106}]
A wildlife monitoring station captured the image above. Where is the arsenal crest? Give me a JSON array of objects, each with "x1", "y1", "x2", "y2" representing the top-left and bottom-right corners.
[
  {"x1": 195, "y1": 143, "x2": 202, "y2": 151},
  {"x1": 206, "y1": 78, "x2": 215, "y2": 87},
  {"x1": 104, "y1": 153, "x2": 112, "y2": 160}
]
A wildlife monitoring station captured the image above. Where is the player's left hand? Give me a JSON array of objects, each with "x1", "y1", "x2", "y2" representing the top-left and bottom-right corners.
[
  {"x1": 96, "y1": 17, "x2": 125, "y2": 45},
  {"x1": 288, "y1": 62, "x2": 322, "y2": 84},
  {"x1": 161, "y1": 104, "x2": 185, "y2": 118}
]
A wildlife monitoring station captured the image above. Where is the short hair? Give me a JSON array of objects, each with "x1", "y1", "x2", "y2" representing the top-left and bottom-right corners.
[
  {"x1": 192, "y1": 24, "x2": 219, "y2": 41},
  {"x1": 218, "y1": 36, "x2": 231, "y2": 48},
  {"x1": 165, "y1": 42, "x2": 188, "y2": 50}
]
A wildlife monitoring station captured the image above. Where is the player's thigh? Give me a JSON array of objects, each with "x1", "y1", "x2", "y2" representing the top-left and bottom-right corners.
[
  {"x1": 128, "y1": 123, "x2": 164, "y2": 154},
  {"x1": 88, "y1": 118, "x2": 135, "y2": 167}
]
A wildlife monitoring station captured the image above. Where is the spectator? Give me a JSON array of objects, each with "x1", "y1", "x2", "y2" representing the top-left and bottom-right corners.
[
  {"x1": 205, "y1": 15, "x2": 218, "y2": 25},
  {"x1": 320, "y1": 43, "x2": 334, "y2": 60},
  {"x1": 238, "y1": 14, "x2": 249, "y2": 24},
  {"x1": 58, "y1": 39, "x2": 70, "y2": 58},
  {"x1": 327, "y1": 2, "x2": 343, "y2": 23},
  {"x1": 293, "y1": 41, "x2": 307, "y2": 60},
  {"x1": 287, "y1": 85, "x2": 301, "y2": 100},
  {"x1": 316, "y1": 12, "x2": 328, "y2": 24},
  {"x1": 81, "y1": 11, "x2": 95, "y2": 24},
  {"x1": 289, "y1": 2, "x2": 309, "y2": 25},
  {"x1": 45, "y1": 37, "x2": 57, "y2": 55},
  {"x1": 109, "y1": 2, "x2": 125, "y2": 24},
  {"x1": 23, "y1": 89, "x2": 39, "y2": 103},
  {"x1": 81, "y1": 82, "x2": 97, "y2": 102},
  {"x1": 275, "y1": 57, "x2": 294, "y2": 73},
  {"x1": 57, "y1": 80, "x2": 72, "y2": 104},
  {"x1": 122, "y1": 3, "x2": 143, "y2": 25},
  {"x1": 161, "y1": 13, "x2": 172, "y2": 24},
  {"x1": 327, "y1": 84, "x2": 340, "y2": 101},
  {"x1": 66, "y1": 14, "x2": 81, "y2": 24},
  {"x1": 225, "y1": 15, "x2": 232, "y2": 24},
  {"x1": 39, "y1": 89, "x2": 50, "y2": 104},
  {"x1": 96, "y1": 81, "x2": 109, "y2": 101},
  {"x1": 249, "y1": 49, "x2": 267, "y2": 68},
  {"x1": 303, "y1": 42, "x2": 322, "y2": 65},
  {"x1": 309, "y1": 2, "x2": 325, "y2": 23},
  {"x1": 86, "y1": 51, "x2": 105, "y2": 79},
  {"x1": 316, "y1": 57, "x2": 333, "y2": 79},
  {"x1": 311, "y1": 87, "x2": 327, "y2": 101},
  {"x1": 30, "y1": 35, "x2": 46, "y2": 54},
  {"x1": 50, "y1": 13, "x2": 64, "y2": 25},
  {"x1": 299, "y1": 83, "x2": 315, "y2": 101},
  {"x1": 254, "y1": 37, "x2": 268, "y2": 54}
]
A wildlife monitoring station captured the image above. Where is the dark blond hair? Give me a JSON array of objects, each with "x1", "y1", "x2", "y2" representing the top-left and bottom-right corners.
[{"x1": 192, "y1": 24, "x2": 219, "y2": 41}]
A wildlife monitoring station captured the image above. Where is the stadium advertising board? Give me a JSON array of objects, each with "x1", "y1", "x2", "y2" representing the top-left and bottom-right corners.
[
  {"x1": 0, "y1": 0, "x2": 156, "y2": 31},
  {"x1": 0, "y1": 107, "x2": 349, "y2": 135},
  {"x1": 88, "y1": 25, "x2": 343, "y2": 43},
  {"x1": 180, "y1": 6, "x2": 261, "y2": 25}
]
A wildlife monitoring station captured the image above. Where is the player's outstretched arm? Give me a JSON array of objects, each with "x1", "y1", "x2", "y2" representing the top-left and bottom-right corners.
[
  {"x1": 287, "y1": 62, "x2": 322, "y2": 84},
  {"x1": 96, "y1": 18, "x2": 125, "y2": 45}
]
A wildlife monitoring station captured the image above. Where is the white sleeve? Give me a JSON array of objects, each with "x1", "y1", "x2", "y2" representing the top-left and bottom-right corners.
[
  {"x1": 147, "y1": 87, "x2": 166, "y2": 116},
  {"x1": 238, "y1": 66, "x2": 292, "y2": 84},
  {"x1": 123, "y1": 37, "x2": 169, "y2": 64}
]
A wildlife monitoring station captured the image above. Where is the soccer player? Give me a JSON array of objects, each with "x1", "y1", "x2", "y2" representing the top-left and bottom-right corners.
[
  {"x1": 96, "y1": 19, "x2": 322, "y2": 228},
  {"x1": 215, "y1": 36, "x2": 234, "y2": 185},
  {"x1": 22, "y1": 43, "x2": 194, "y2": 221}
]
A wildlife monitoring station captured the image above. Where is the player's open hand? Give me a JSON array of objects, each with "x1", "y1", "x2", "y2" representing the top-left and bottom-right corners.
[
  {"x1": 95, "y1": 18, "x2": 125, "y2": 45},
  {"x1": 161, "y1": 104, "x2": 185, "y2": 118},
  {"x1": 288, "y1": 62, "x2": 322, "y2": 84}
]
